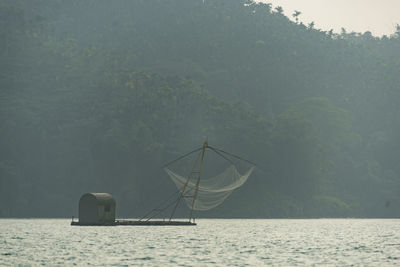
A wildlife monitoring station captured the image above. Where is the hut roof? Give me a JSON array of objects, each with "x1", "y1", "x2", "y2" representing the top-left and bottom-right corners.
[{"x1": 81, "y1": 193, "x2": 116, "y2": 205}]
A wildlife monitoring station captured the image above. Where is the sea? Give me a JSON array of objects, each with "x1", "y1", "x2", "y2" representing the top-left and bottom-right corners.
[{"x1": 1, "y1": 219, "x2": 399, "y2": 266}]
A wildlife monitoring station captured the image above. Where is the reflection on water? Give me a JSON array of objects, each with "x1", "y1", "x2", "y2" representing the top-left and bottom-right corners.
[{"x1": 1, "y1": 219, "x2": 400, "y2": 266}]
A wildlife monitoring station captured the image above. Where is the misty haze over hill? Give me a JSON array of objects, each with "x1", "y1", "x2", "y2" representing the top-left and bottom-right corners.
[{"x1": 0, "y1": 0, "x2": 399, "y2": 218}]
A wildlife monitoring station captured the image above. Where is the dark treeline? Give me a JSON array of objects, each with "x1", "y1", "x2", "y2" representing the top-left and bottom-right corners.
[{"x1": 1, "y1": 0, "x2": 399, "y2": 218}]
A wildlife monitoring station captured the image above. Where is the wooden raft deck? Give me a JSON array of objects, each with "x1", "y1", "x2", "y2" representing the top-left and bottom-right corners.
[{"x1": 71, "y1": 220, "x2": 196, "y2": 226}]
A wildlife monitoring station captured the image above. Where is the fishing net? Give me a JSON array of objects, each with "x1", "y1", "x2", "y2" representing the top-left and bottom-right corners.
[{"x1": 165, "y1": 165, "x2": 254, "y2": 211}]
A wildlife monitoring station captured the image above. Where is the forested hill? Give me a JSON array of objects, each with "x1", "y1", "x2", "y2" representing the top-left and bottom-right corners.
[{"x1": 1, "y1": 0, "x2": 399, "y2": 218}]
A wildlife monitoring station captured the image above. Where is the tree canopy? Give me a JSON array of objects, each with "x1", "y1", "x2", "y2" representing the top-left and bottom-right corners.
[{"x1": 0, "y1": 0, "x2": 399, "y2": 218}]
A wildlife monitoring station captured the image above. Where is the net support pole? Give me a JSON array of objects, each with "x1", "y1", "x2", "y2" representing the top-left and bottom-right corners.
[
  {"x1": 169, "y1": 143, "x2": 206, "y2": 222},
  {"x1": 189, "y1": 141, "x2": 208, "y2": 222}
]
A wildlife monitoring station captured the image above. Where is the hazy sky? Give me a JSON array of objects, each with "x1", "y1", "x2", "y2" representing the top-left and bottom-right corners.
[{"x1": 261, "y1": 0, "x2": 400, "y2": 36}]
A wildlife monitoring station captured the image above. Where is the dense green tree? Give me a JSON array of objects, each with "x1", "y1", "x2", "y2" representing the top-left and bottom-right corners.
[{"x1": 0, "y1": 0, "x2": 399, "y2": 218}]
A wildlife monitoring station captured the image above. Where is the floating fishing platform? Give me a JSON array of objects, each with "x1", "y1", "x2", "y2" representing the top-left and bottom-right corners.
[
  {"x1": 70, "y1": 192, "x2": 196, "y2": 226},
  {"x1": 71, "y1": 141, "x2": 254, "y2": 226}
]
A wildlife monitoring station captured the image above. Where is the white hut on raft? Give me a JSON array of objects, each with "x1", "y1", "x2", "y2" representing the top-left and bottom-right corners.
[{"x1": 78, "y1": 193, "x2": 116, "y2": 225}]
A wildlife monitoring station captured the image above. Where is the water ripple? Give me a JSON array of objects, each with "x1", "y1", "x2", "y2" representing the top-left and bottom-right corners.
[{"x1": 1, "y1": 219, "x2": 400, "y2": 266}]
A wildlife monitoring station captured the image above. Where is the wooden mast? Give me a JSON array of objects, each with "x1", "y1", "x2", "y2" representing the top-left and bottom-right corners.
[{"x1": 169, "y1": 141, "x2": 208, "y2": 222}]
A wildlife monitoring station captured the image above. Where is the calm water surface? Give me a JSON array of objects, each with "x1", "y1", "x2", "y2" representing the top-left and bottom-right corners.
[{"x1": 1, "y1": 219, "x2": 399, "y2": 266}]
